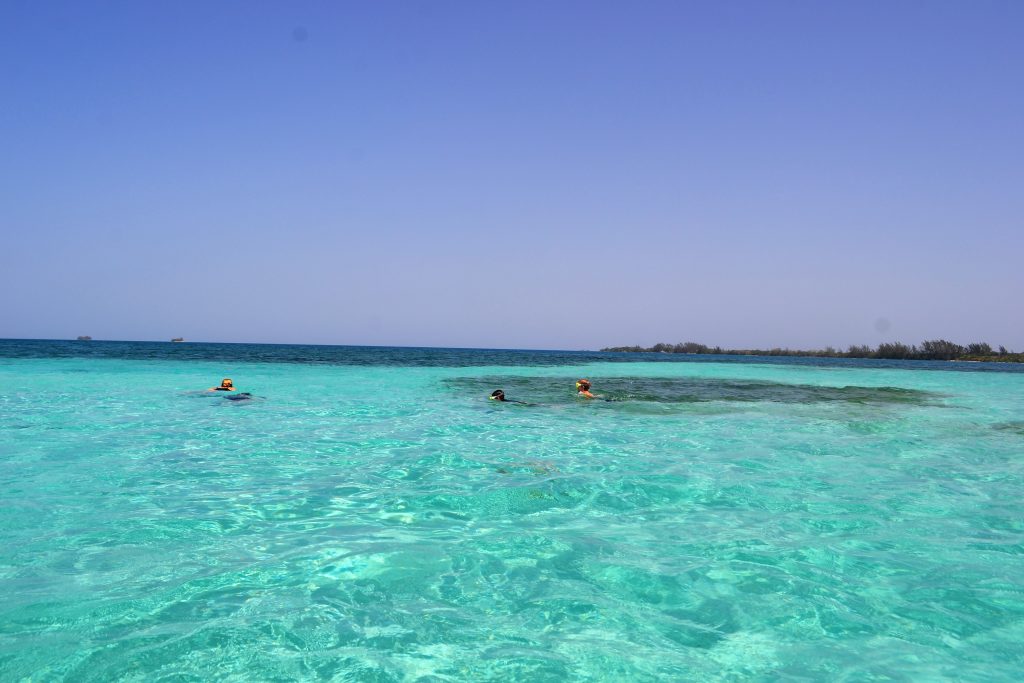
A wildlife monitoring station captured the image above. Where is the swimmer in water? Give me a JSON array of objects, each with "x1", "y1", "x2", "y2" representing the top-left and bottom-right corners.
[
  {"x1": 209, "y1": 378, "x2": 236, "y2": 392},
  {"x1": 489, "y1": 389, "x2": 530, "y2": 405},
  {"x1": 576, "y1": 379, "x2": 596, "y2": 399}
]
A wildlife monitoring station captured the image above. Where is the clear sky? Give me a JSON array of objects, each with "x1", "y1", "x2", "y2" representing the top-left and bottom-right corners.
[{"x1": 2, "y1": 1, "x2": 1021, "y2": 350}]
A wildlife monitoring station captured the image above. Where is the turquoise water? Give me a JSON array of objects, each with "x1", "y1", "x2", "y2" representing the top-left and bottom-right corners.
[{"x1": 1, "y1": 341, "x2": 1022, "y2": 681}]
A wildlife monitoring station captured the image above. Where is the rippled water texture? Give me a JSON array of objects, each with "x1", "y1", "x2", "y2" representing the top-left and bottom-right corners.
[{"x1": 1, "y1": 340, "x2": 1022, "y2": 681}]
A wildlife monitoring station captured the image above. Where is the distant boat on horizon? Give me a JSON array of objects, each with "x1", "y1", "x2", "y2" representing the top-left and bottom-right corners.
[
  {"x1": 171, "y1": 337, "x2": 184, "y2": 343},
  {"x1": 76, "y1": 335, "x2": 92, "y2": 341}
]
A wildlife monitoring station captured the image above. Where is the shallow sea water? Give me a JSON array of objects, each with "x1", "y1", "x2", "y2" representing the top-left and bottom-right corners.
[{"x1": 1, "y1": 340, "x2": 1022, "y2": 681}]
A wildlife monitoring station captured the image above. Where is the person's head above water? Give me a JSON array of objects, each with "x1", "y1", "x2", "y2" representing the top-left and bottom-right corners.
[
  {"x1": 576, "y1": 379, "x2": 595, "y2": 398},
  {"x1": 211, "y1": 378, "x2": 236, "y2": 391},
  {"x1": 489, "y1": 389, "x2": 506, "y2": 401}
]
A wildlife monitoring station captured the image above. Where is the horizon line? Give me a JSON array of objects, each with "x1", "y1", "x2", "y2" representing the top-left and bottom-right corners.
[
  {"x1": 0, "y1": 336, "x2": 1018, "y2": 356},
  {"x1": 0, "y1": 337, "x2": 601, "y2": 354}
]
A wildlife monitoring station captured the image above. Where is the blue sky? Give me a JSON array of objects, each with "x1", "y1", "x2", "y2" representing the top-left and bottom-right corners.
[{"x1": 2, "y1": 1, "x2": 1021, "y2": 350}]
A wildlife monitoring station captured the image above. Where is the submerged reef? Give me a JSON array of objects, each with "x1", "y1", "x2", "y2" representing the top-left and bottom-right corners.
[{"x1": 447, "y1": 376, "x2": 939, "y2": 408}]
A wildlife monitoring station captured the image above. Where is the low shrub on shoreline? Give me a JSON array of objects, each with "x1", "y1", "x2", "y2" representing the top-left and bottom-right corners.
[{"x1": 601, "y1": 340, "x2": 1023, "y2": 363}]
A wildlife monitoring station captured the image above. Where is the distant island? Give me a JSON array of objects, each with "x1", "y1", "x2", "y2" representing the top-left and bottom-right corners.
[
  {"x1": 601, "y1": 340, "x2": 1023, "y2": 363},
  {"x1": 76, "y1": 335, "x2": 92, "y2": 341}
]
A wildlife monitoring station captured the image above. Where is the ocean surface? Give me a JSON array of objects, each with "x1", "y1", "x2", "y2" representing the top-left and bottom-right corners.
[{"x1": 1, "y1": 339, "x2": 1022, "y2": 682}]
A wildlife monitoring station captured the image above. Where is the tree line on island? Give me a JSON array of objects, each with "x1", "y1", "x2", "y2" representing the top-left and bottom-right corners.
[{"x1": 601, "y1": 340, "x2": 1023, "y2": 363}]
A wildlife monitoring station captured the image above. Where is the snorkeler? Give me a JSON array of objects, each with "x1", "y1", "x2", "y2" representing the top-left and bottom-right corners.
[
  {"x1": 489, "y1": 389, "x2": 530, "y2": 405},
  {"x1": 209, "y1": 378, "x2": 236, "y2": 392},
  {"x1": 575, "y1": 379, "x2": 596, "y2": 398}
]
